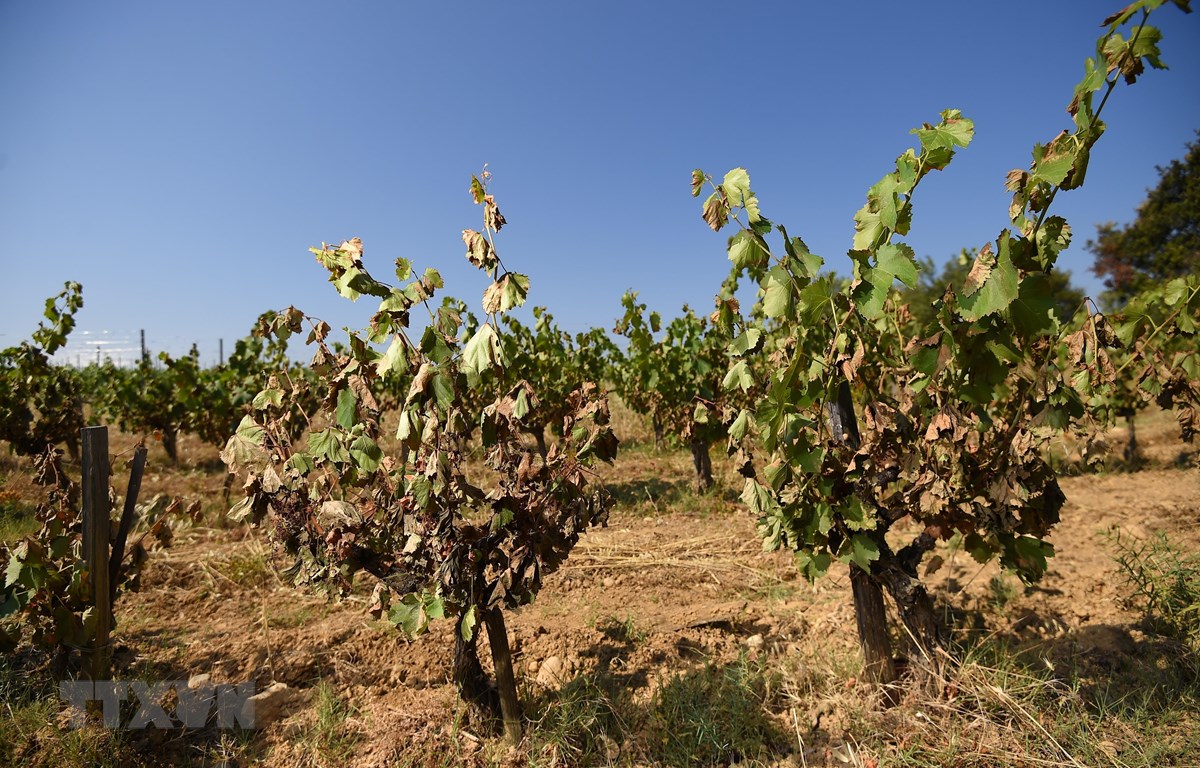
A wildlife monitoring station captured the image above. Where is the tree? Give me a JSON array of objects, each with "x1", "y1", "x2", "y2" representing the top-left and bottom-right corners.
[
  {"x1": 1088, "y1": 130, "x2": 1200, "y2": 309},
  {"x1": 222, "y1": 175, "x2": 617, "y2": 740},
  {"x1": 495, "y1": 307, "x2": 617, "y2": 456},
  {"x1": 89, "y1": 352, "x2": 191, "y2": 463},
  {"x1": 692, "y1": 1, "x2": 1197, "y2": 687},
  {"x1": 612, "y1": 294, "x2": 730, "y2": 490},
  {"x1": 0, "y1": 283, "x2": 86, "y2": 460}
]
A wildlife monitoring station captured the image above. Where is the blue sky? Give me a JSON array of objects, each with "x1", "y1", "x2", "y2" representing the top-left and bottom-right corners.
[{"x1": 2, "y1": 1, "x2": 1197, "y2": 365}]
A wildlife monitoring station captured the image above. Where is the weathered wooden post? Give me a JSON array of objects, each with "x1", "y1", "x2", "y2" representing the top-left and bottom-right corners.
[
  {"x1": 81, "y1": 426, "x2": 112, "y2": 681},
  {"x1": 109, "y1": 445, "x2": 147, "y2": 603},
  {"x1": 483, "y1": 608, "x2": 522, "y2": 744}
]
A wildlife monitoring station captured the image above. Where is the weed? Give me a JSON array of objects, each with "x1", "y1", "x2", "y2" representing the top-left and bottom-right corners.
[
  {"x1": 1112, "y1": 530, "x2": 1200, "y2": 654},
  {"x1": 987, "y1": 573, "x2": 1021, "y2": 614},
  {"x1": 0, "y1": 656, "x2": 128, "y2": 768},
  {"x1": 859, "y1": 626, "x2": 1200, "y2": 767},
  {"x1": 0, "y1": 486, "x2": 38, "y2": 542},
  {"x1": 302, "y1": 679, "x2": 361, "y2": 764},
  {"x1": 645, "y1": 655, "x2": 782, "y2": 767},
  {"x1": 526, "y1": 674, "x2": 629, "y2": 767},
  {"x1": 219, "y1": 546, "x2": 273, "y2": 589},
  {"x1": 595, "y1": 613, "x2": 647, "y2": 646},
  {"x1": 269, "y1": 606, "x2": 315, "y2": 629}
]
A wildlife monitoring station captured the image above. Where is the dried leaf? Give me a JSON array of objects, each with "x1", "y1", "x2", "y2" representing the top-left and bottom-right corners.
[{"x1": 961, "y1": 243, "x2": 995, "y2": 298}]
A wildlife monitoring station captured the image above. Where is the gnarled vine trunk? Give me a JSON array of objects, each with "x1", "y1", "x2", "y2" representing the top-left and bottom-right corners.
[
  {"x1": 451, "y1": 609, "x2": 522, "y2": 743},
  {"x1": 873, "y1": 542, "x2": 945, "y2": 682},
  {"x1": 161, "y1": 429, "x2": 178, "y2": 464},
  {"x1": 1122, "y1": 411, "x2": 1141, "y2": 467},
  {"x1": 690, "y1": 437, "x2": 713, "y2": 491},
  {"x1": 483, "y1": 608, "x2": 522, "y2": 743},
  {"x1": 452, "y1": 614, "x2": 501, "y2": 726},
  {"x1": 829, "y1": 379, "x2": 945, "y2": 686}
]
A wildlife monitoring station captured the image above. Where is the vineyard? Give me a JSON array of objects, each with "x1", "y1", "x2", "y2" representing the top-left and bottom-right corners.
[{"x1": 2, "y1": 3, "x2": 1200, "y2": 767}]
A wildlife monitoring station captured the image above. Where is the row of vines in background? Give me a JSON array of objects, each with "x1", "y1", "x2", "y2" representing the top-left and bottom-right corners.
[{"x1": 0, "y1": 0, "x2": 1197, "y2": 741}]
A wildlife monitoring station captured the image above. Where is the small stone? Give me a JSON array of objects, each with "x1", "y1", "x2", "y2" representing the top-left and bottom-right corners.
[
  {"x1": 241, "y1": 682, "x2": 301, "y2": 727},
  {"x1": 745, "y1": 633, "x2": 764, "y2": 649},
  {"x1": 602, "y1": 577, "x2": 615, "y2": 588},
  {"x1": 537, "y1": 656, "x2": 566, "y2": 686},
  {"x1": 187, "y1": 674, "x2": 212, "y2": 690}
]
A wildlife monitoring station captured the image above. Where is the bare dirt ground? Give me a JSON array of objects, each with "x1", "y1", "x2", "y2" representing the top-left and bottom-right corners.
[{"x1": 3, "y1": 408, "x2": 1198, "y2": 767}]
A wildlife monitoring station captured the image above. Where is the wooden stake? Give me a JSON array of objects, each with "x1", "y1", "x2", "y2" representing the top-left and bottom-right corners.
[
  {"x1": 81, "y1": 426, "x2": 112, "y2": 681},
  {"x1": 108, "y1": 445, "x2": 147, "y2": 602},
  {"x1": 483, "y1": 607, "x2": 522, "y2": 744},
  {"x1": 850, "y1": 564, "x2": 896, "y2": 686}
]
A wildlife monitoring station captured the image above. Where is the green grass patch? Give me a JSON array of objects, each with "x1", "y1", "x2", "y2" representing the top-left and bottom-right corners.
[
  {"x1": 0, "y1": 490, "x2": 39, "y2": 543},
  {"x1": 1113, "y1": 530, "x2": 1200, "y2": 656},
  {"x1": 303, "y1": 679, "x2": 361, "y2": 763},
  {"x1": 526, "y1": 674, "x2": 629, "y2": 767},
  {"x1": 645, "y1": 656, "x2": 782, "y2": 767}
]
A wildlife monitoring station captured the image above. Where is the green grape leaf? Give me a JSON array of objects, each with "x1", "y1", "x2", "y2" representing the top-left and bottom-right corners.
[
  {"x1": 762, "y1": 265, "x2": 794, "y2": 319},
  {"x1": 219, "y1": 416, "x2": 268, "y2": 471},
  {"x1": 853, "y1": 206, "x2": 885, "y2": 252},
  {"x1": 911, "y1": 109, "x2": 975, "y2": 151},
  {"x1": 424, "y1": 595, "x2": 446, "y2": 621},
  {"x1": 722, "y1": 168, "x2": 761, "y2": 223},
  {"x1": 729, "y1": 409, "x2": 753, "y2": 441},
  {"x1": 840, "y1": 534, "x2": 881, "y2": 571},
  {"x1": 1009, "y1": 273, "x2": 1063, "y2": 338},
  {"x1": 795, "y1": 550, "x2": 832, "y2": 582},
  {"x1": 349, "y1": 434, "x2": 382, "y2": 473},
  {"x1": 389, "y1": 594, "x2": 426, "y2": 638},
  {"x1": 728, "y1": 230, "x2": 769, "y2": 270},
  {"x1": 1031, "y1": 143, "x2": 1078, "y2": 187},
  {"x1": 376, "y1": 335, "x2": 410, "y2": 377},
  {"x1": 462, "y1": 324, "x2": 504, "y2": 376},
  {"x1": 729, "y1": 328, "x2": 763, "y2": 358},
  {"x1": 842, "y1": 497, "x2": 876, "y2": 531},
  {"x1": 483, "y1": 273, "x2": 530, "y2": 314},
  {"x1": 957, "y1": 238, "x2": 1018, "y2": 320},
  {"x1": 513, "y1": 387, "x2": 530, "y2": 420},
  {"x1": 309, "y1": 429, "x2": 350, "y2": 464},
  {"x1": 431, "y1": 371, "x2": 455, "y2": 410},
  {"x1": 251, "y1": 387, "x2": 284, "y2": 410},
  {"x1": 854, "y1": 241, "x2": 921, "y2": 311},
  {"x1": 879, "y1": 243, "x2": 919, "y2": 288},
  {"x1": 336, "y1": 388, "x2": 357, "y2": 430},
  {"x1": 723, "y1": 360, "x2": 754, "y2": 393},
  {"x1": 460, "y1": 604, "x2": 477, "y2": 641}
]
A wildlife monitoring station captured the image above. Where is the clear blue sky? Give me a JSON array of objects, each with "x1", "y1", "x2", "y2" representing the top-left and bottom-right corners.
[{"x1": 2, "y1": 1, "x2": 1197, "y2": 365}]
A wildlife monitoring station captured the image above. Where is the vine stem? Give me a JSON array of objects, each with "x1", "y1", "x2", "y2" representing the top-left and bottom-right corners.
[{"x1": 1028, "y1": 10, "x2": 1150, "y2": 245}]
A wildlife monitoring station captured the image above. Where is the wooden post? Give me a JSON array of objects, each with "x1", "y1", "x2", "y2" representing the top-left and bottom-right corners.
[
  {"x1": 81, "y1": 426, "x2": 112, "y2": 681},
  {"x1": 483, "y1": 607, "x2": 522, "y2": 744},
  {"x1": 850, "y1": 565, "x2": 896, "y2": 685},
  {"x1": 109, "y1": 445, "x2": 147, "y2": 602}
]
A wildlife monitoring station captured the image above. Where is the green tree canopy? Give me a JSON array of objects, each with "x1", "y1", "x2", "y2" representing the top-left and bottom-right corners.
[{"x1": 1088, "y1": 130, "x2": 1200, "y2": 309}]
